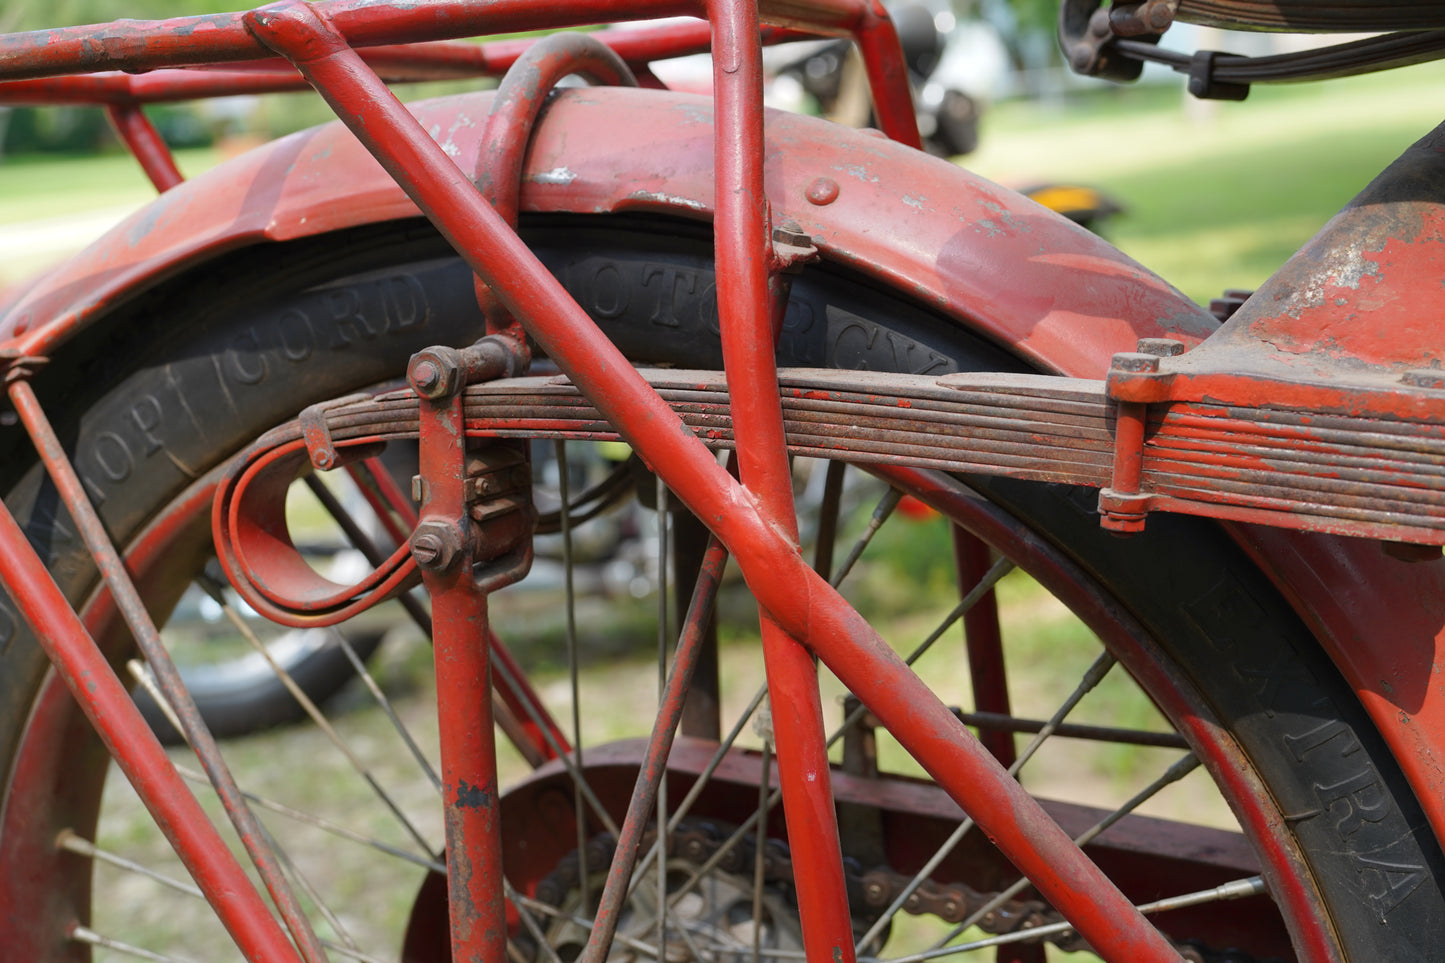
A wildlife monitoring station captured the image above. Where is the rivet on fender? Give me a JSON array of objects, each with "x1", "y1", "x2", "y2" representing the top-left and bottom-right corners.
[{"x1": 806, "y1": 178, "x2": 840, "y2": 206}]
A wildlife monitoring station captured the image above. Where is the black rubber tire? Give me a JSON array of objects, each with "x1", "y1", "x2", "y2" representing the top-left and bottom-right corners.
[{"x1": 0, "y1": 214, "x2": 1440, "y2": 960}]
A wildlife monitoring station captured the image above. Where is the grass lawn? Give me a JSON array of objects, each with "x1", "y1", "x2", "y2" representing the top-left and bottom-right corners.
[
  {"x1": 963, "y1": 58, "x2": 1445, "y2": 303},
  {"x1": 0, "y1": 146, "x2": 221, "y2": 289}
]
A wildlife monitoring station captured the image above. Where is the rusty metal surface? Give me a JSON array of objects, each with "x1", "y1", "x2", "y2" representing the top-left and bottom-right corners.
[
  {"x1": 1113, "y1": 120, "x2": 1445, "y2": 391},
  {"x1": 203, "y1": 355, "x2": 1445, "y2": 868},
  {"x1": 0, "y1": 85, "x2": 1216, "y2": 371},
  {"x1": 2, "y1": 3, "x2": 1442, "y2": 959},
  {"x1": 165, "y1": 30, "x2": 1182, "y2": 952},
  {"x1": 0, "y1": 59, "x2": 1426, "y2": 866},
  {"x1": 8, "y1": 378, "x2": 329, "y2": 963},
  {"x1": 500, "y1": 737, "x2": 1289, "y2": 957},
  {"x1": 217, "y1": 368, "x2": 1445, "y2": 634},
  {"x1": 0, "y1": 453, "x2": 305, "y2": 962}
]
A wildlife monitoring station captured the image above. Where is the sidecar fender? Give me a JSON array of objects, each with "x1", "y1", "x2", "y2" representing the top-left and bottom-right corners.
[{"x1": 3, "y1": 86, "x2": 1443, "y2": 838}]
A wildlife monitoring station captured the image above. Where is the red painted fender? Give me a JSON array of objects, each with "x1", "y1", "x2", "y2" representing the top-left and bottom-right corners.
[{"x1": 2, "y1": 87, "x2": 1442, "y2": 839}]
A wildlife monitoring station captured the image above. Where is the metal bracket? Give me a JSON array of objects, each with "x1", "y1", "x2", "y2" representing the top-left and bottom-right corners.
[
  {"x1": 1059, "y1": 0, "x2": 1157, "y2": 82},
  {"x1": 299, "y1": 391, "x2": 376, "y2": 471},
  {"x1": 1098, "y1": 339, "x2": 1185, "y2": 534},
  {"x1": 771, "y1": 220, "x2": 820, "y2": 274}
]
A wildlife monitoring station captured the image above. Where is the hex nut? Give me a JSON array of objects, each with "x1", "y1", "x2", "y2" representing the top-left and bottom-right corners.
[
  {"x1": 411, "y1": 520, "x2": 463, "y2": 572},
  {"x1": 408, "y1": 347, "x2": 464, "y2": 400},
  {"x1": 772, "y1": 221, "x2": 812, "y2": 248}
]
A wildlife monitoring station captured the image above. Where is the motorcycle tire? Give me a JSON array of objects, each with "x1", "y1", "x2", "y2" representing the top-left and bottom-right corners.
[{"x1": 0, "y1": 213, "x2": 1439, "y2": 961}]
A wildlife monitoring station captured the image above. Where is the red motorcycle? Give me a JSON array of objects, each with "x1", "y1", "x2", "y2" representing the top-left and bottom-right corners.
[{"x1": 0, "y1": 1, "x2": 1440, "y2": 961}]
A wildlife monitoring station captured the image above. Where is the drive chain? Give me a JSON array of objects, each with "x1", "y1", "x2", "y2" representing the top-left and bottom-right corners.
[{"x1": 527, "y1": 820, "x2": 1277, "y2": 963}]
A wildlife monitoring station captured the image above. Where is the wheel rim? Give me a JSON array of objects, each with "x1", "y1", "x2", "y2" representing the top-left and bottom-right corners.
[{"x1": 0, "y1": 440, "x2": 1338, "y2": 962}]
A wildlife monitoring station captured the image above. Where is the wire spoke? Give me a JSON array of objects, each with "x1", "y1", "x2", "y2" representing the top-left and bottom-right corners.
[
  {"x1": 173, "y1": 763, "x2": 446, "y2": 875},
  {"x1": 333, "y1": 628, "x2": 443, "y2": 792},
  {"x1": 261, "y1": 820, "x2": 360, "y2": 954},
  {"x1": 126, "y1": 659, "x2": 184, "y2": 739},
  {"x1": 830, "y1": 487, "x2": 903, "y2": 589},
  {"x1": 69, "y1": 927, "x2": 198, "y2": 963},
  {"x1": 655, "y1": 472, "x2": 670, "y2": 959},
  {"x1": 750, "y1": 739, "x2": 773, "y2": 963},
  {"x1": 936, "y1": 753, "x2": 1202, "y2": 949},
  {"x1": 511, "y1": 885, "x2": 665, "y2": 960},
  {"x1": 193, "y1": 573, "x2": 434, "y2": 856},
  {"x1": 488, "y1": 648, "x2": 620, "y2": 836},
  {"x1": 58, "y1": 831, "x2": 204, "y2": 900},
  {"x1": 663, "y1": 556, "x2": 1017, "y2": 917},
  {"x1": 555, "y1": 441, "x2": 593, "y2": 915},
  {"x1": 855, "y1": 648, "x2": 1117, "y2": 953},
  {"x1": 315, "y1": 939, "x2": 394, "y2": 963}
]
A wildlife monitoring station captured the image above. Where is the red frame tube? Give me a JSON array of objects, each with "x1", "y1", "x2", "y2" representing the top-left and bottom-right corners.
[
  {"x1": 0, "y1": 0, "x2": 913, "y2": 143},
  {"x1": 241, "y1": 1, "x2": 1178, "y2": 957},
  {"x1": 708, "y1": 0, "x2": 856, "y2": 957},
  {"x1": 0, "y1": 24, "x2": 814, "y2": 106},
  {"x1": 0, "y1": 500, "x2": 302, "y2": 963},
  {"x1": 9, "y1": 380, "x2": 329, "y2": 963},
  {"x1": 415, "y1": 384, "x2": 507, "y2": 963},
  {"x1": 104, "y1": 103, "x2": 183, "y2": 191}
]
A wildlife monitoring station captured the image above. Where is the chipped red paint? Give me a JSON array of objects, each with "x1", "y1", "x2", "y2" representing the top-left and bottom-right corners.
[
  {"x1": 0, "y1": 88, "x2": 1215, "y2": 368},
  {"x1": 11, "y1": 60, "x2": 1436, "y2": 868},
  {"x1": 2, "y1": 2, "x2": 1444, "y2": 960},
  {"x1": 709, "y1": 0, "x2": 856, "y2": 956},
  {"x1": 0, "y1": 488, "x2": 303, "y2": 963}
]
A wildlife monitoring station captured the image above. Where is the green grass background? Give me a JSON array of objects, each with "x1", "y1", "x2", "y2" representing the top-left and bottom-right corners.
[{"x1": 963, "y1": 58, "x2": 1445, "y2": 303}]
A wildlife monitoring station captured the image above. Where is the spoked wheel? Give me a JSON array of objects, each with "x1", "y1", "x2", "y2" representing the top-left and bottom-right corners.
[{"x1": 0, "y1": 217, "x2": 1439, "y2": 963}]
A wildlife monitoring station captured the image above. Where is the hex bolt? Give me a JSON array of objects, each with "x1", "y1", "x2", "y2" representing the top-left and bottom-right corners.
[
  {"x1": 411, "y1": 360, "x2": 442, "y2": 394},
  {"x1": 408, "y1": 346, "x2": 463, "y2": 401},
  {"x1": 411, "y1": 520, "x2": 463, "y2": 572},
  {"x1": 772, "y1": 221, "x2": 812, "y2": 248}
]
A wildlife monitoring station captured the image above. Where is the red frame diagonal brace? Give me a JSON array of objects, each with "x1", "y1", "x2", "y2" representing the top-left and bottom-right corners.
[
  {"x1": 0, "y1": 494, "x2": 301, "y2": 962},
  {"x1": 244, "y1": 1, "x2": 1179, "y2": 959}
]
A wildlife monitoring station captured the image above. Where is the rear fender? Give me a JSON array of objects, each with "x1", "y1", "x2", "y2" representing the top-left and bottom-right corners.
[{"x1": 3, "y1": 87, "x2": 1443, "y2": 840}]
